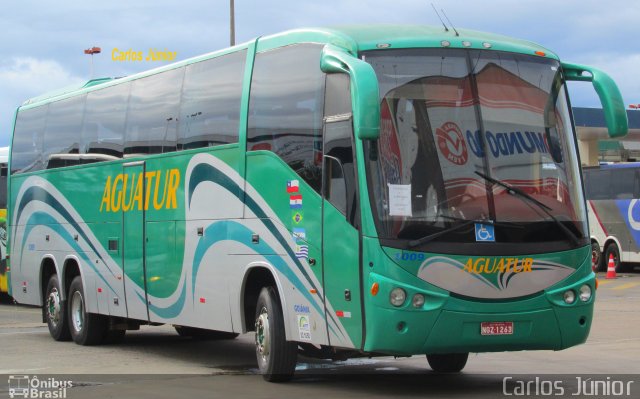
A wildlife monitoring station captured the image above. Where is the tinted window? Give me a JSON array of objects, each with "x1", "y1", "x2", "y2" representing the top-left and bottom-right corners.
[
  {"x1": 82, "y1": 83, "x2": 130, "y2": 160},
  {"x1": 323, "y1": 74, "x2": 357, "y2": 224},
  {"x1": 248, "y1": 44, "x2": 325, "y2": 193},
  {"x1": 11, "y1": 105, "x2": 47, "y2": 173},
  {"x1": 324, "y1": 73, "x2": 352, "y2": 117},
  {"x1": 43, "y1": 95, "x2": 86, "y2": 169},
  {"x1": 179, "y1": 51, "x2": 245, "y2": 149},
  {"x1": 585, "y1": 168, "x2": 640, "y2": 200},
  {"x1": 125, "y1": 68, "x2": 184, "y2": 155}
]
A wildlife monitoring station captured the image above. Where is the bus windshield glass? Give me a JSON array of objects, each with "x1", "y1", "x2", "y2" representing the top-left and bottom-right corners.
[{"x1": 363, "y1": 49, "x2": 587, "y2": 249}]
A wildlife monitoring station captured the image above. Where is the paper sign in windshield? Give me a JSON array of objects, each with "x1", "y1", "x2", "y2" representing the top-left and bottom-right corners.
[{"x1": 388, "y1": 184, "x2": 412, "y2": 216}]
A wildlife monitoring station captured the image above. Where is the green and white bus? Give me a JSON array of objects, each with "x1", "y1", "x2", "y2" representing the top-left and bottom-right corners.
[{"x1": 7, "y1": 26, "x2": 628, "y2": 381}]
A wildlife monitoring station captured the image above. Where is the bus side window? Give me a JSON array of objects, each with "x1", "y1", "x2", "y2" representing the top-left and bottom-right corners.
[
  {"x1": 247, "y1": 43, "x2": 325, "y2": 194},
  {"x1": 43, "y1": 95, "x2": 86, "y2": 169},
  {"x1": 323, "y1": 73, "x2": 358, "y2": 227},
  {"x1": 11, "y1": 105, "x2": 47, "y2": 174},
  {"x1": 179, "y1": 50, "x2": 245, "y2": 150},
  {"x1": 82, "y1": 82, "x2": 130, "y2": 160},
  {"x1": 124, "y1": 67, "x2": 184, "y2": 156}
]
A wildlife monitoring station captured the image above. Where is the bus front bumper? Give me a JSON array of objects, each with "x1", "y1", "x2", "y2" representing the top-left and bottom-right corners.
[{"x1": 363, "y1": 272, "x2": 594, "y2": 355}]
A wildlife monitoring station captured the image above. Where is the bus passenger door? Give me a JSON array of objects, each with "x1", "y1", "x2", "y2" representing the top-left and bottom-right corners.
[
  {"x1": 321, "y1": 74, "x2": 362, "y2": 348},
  {"x1": 122, "y1": 161, "x2": 149, "y2": 322}
]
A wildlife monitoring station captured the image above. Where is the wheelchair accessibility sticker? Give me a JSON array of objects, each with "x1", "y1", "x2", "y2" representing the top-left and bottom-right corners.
[{"x1": 475, "y1": 223, "x2": 495, "y2": 242}]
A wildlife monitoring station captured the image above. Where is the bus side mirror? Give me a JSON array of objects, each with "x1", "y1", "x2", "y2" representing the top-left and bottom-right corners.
[
  {"x1": 562, "y1": 62, "x2": 628, "y2": 138},
  {"x1": 320, "y1": 45, "x2": 380, "y2": 140}
]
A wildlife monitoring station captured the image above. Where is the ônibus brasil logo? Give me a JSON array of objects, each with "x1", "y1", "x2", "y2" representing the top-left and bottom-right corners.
[{"x1": 436, "y1": 122, "x2": 468, "y2": 165}]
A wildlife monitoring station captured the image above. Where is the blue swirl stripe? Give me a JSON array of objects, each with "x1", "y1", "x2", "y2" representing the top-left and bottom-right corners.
[
  {"x1": 188, "y1": 161, "x2": 347, "y2": 341},
  {"x1": 15, "y1": 185, "x2": 115, "y2": 277},
  {"x1": 21, "y1": 212, "x2": 116, "y2": 294}
]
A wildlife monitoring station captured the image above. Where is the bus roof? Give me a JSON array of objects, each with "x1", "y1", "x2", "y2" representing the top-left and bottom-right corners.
[
  {"x1": 258, "y1": 25, "x2": 556, "y2": 56},
  {"x1": 19, "y1": 25, "x2": 557, "y2": 109}
]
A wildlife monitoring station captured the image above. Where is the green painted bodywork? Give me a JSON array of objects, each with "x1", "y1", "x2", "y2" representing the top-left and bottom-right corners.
[
  {"x1": 562, "y1": 62, "x2": 628, "y2": 138},
  {"x1": 320, "y1": 45, "x2": 380, "y2": 140},
  {"x1": 9, "y1": 25, "x2": 616, "y2": 355},
  {"x1": 363, "y1": 240, "x2": 594, "y2": 354}
]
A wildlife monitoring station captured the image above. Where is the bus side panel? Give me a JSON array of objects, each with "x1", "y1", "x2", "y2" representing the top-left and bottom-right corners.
[
  {"x1": 139, "y1": 149, "x2": 242, "y2": 329},
  {"x1": 244, "y1": 151, "x2": 356, "y2": 348},
  {"x1": 10, "y1": 165, "x2": 126, "y2": 316},
  {"x1": 590, "y1": 199, "x2": 640, "y2": 261}
]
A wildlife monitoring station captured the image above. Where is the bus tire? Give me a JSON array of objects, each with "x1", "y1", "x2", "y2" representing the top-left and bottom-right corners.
[
  {"x1": 604, "y1": 243, "x2": 626, "y2": 273},
  {"x1": 68, "y1": 276, "x2": 107, "y2": 345},
  {"x1": 44, "y1": 274, "x2": 71, "y2": 341},
  {"x1": 426, "y1": 353, "x2": 469, "y2": 372},
  {"x1": 255, "y1": 286, "x2": 297, "y2": 382},
  {"x1": 591, "y1": 241, "x2": 604, "y2": 272},
  {"x1": 175, "y1": 326, "x2": 239, "y2": 340}
]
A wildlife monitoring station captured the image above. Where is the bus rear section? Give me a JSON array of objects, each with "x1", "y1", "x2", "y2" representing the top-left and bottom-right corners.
[{"x1": 584, "y1": 163, "x2": 640, "y2": 272}]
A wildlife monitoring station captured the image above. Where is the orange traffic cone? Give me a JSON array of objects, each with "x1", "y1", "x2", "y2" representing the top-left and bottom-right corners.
[{"x1": 605, "y1": 254, "x2": 617, "y2": 279}]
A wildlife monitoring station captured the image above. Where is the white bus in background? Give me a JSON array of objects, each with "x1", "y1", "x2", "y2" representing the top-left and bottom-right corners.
[{"x1": 583, "y1": 162, "x2": 640, "y2": 273}]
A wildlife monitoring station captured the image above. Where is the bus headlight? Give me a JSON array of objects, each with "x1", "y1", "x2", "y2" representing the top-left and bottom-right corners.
[
  {"x1": 579, "y1": 285, "x2": 592, "y2": 302},
  {"x1": 412, "y1": 294, "x2": 425, "y2": 308},
  {"x1": 563, "y1": 290, "x2": 576, "y2": 304},
  {"x1": 389, "y1": 288, "x2": 406, "y2": 307}
]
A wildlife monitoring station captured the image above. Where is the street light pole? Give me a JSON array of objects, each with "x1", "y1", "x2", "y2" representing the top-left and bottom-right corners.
[
  {"x1": 84, "y1": 46, "x2": 101, "y2": 79},
  {"x1": 230, "y1": 0, "x2": 235, "y2": 46}
]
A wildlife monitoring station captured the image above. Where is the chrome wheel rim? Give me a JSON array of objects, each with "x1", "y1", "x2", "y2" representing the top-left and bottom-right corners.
[
  {"x1": 255, "y1": 306, "x2": 270, "y2": 367},
  {"x1": 47, "y1": 287, "x2": 61, "y2": 327},
  {"x1": 71, "y1": 291, "x2": 84, "y2": 333}
]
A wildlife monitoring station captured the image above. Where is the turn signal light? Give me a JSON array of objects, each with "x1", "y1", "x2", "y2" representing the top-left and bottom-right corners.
[{"x1": 371, "y1": 282, "x2": 379, "y2": 296}]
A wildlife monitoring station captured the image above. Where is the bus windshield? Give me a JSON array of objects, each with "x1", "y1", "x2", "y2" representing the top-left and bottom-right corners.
[{"x1": 363, "y1": 49, "x2": 587, "y2": 250}]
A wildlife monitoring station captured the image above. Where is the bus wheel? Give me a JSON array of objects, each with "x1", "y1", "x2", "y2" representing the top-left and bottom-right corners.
[
  {"x1": 254, "y1": 286, "x2": 297, "y2": 382},
  {"x1": 68, "y1": 276, "x2": 107, "y2": 345},
  {"x1": 175, "y1": 326, "x2": 239, "y2": 340},
  {"x1": 591, "y1": 242, "x2": 604, "y2": 272},
  {"x1": 45, "y1": 274, "x2": 71, "y2": 341},
  {"x1": 426, "y1": 353, "x2": 469, "y2": 373}
]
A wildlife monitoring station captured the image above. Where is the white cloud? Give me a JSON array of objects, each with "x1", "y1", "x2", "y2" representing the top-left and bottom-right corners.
[
  {"x1": 0, "y1": 57, "x2": 84, "y2": 146},
  {"x1": 0, "y1": 57, "x2": 84, "y2": 96}
]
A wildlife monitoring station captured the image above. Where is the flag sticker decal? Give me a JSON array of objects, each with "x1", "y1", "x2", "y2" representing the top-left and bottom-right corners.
[
  {"x1": 295, "y1": 244, "x2": 309, "y2": 259},
  {"x1": 290, "y1": 194, "x2": 303, "y2": 209},
  {"x1": 287, "y1": 180, "x2": 299, "y2": 193},
  {"x1": 293, "y1": 228, "x2": 306, "y2": 240},
  {"x1": 292, "y1": 211, "x2": 304, "y2": 224}
]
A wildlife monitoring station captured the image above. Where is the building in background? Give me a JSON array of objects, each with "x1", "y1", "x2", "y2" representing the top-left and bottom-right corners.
[{"x1": 575, "y1": 108, "x2": 640, "y2": 165}]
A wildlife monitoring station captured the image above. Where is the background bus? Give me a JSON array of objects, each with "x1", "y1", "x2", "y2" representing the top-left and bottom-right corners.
[
  {"x1": 584, "y1": 163, "x2": 640, "y2": 272},
  {"x1": 0, "y1": 146, "x2": 8, "y2": 294},
  {"x1": 8, "y1": 26, "x2": 627, "y2": 381}
]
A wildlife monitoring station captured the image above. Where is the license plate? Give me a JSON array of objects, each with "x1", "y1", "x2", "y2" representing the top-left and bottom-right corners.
[{"x1": 480, "y1": 321, "x2": 514, "y2": 335}]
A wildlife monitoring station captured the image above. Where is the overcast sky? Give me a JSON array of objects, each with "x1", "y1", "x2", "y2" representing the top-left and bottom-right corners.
[{"x1": 1, "y1": 0, "x2": 638, "y2": 147}]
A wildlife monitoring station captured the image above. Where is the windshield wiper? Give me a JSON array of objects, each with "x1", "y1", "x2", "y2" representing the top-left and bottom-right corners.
[
  {"x1": 474, "y1": 171, "x2": 579, "y2": 246},
  {"x1": 407, "y1": 219, "x2": 479, "y2": 248}
]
